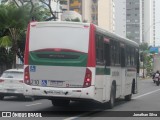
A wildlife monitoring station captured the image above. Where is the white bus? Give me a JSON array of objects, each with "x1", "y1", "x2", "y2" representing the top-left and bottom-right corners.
[{"x1": 24, "y1": 21, "x2": 139, "y2": 108}]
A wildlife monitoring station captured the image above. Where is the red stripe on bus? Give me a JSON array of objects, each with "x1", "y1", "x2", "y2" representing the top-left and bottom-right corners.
[
  {"x1": 87, "y1": 24, "x2": 96, "y2": 67},
  {"x1": 32, "y1": 48, "x2": 86, "y2": 54},
  {"x1": 24, "y1": 23, "x2": 31, "y2": 64}
]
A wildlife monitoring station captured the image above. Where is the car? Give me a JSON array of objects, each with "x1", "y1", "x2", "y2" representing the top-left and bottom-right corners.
[{"x1": 0, "y1": 69, "x2": 34, "y2": 101}]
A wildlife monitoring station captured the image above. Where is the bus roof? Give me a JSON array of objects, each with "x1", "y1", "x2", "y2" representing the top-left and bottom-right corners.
[
  {"x1": 30, "y1": 21, "x2": 91, "y2": 28},
  {"x1": 95, "y1": 25, "x2": 139, "y2": 47}
]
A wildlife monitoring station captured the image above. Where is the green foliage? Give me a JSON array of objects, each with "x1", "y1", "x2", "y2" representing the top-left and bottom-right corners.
[
  {"x1": 139, "y1": 42, "x2": 153, "y2": 76},
  {"x1": 0, "y1": 1, "x2": 53, "y2": 67},
  {"x1": 0, "y1": 2, "x2": 50, "y2": 67},
  {"x1": 0, "y1": 4, "x2": 28, "y2": 29},
  {"x1": 0, "y1": 4, "x2": 29, "y2": 67},
  {"x1": 0, "y1": 36, "x2": 12, "y2": 47},
  {"x1": 139, "y1": 42, "x2": 149, "y2": 51}
]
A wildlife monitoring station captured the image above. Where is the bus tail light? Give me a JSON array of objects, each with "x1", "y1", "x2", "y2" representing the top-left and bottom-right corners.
[
  {"x1": 24, "y1": 66, "x2": 30, "y2": 85},
  {"x1": 83, "y1": 68, "x2": 92, "y2": 88}
]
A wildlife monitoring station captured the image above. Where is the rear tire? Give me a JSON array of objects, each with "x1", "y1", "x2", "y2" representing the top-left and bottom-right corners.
[
  {"x1": 125, "y1": 94, "x2": 132, "y2": 101},
  {"x1": 153, "y1": 80, "x2": 155, "y2": 83},
  {"x1": 125, "y1": 81, "x2": 134, "y2": 101},
  {"x1": 52, "y1": 99, "x2": 70, "y2": 107},
  {"x1": 107, "y1": 84, "x2": 116, "y2": 109},
  {"x1": 0, "y1": 95, "x2": 4, "y2": 100},
  {"x1": 19, "y1": 95, "x2": 26, "y2": 100},
  {"x1": 156, "y1": 81, "x2": 160, "y2": 86}
]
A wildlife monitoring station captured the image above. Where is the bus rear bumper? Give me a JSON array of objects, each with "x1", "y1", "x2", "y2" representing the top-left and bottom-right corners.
[{"x1": 24, "y1": 85, "x2": 95, "y2": 100}]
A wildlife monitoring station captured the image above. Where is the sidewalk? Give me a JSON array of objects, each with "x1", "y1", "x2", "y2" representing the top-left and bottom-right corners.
[{"x1": 139, "y1": 77, "x2": 152, "y2": 80}]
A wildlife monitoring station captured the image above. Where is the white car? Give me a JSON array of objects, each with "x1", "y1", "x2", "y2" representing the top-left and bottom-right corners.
[{"x1": 0, "y1": 69, "x2": 34, "y2": 100}]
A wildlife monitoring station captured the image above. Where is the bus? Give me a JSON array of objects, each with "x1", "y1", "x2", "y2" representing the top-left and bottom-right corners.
[{"x1": 24, "y1": 21, "x2": 139, "y2": 108}]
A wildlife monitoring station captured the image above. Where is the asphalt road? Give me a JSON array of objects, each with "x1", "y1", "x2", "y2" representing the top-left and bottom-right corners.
[{"x1": 0, "y1": 78, "x2": 160, "y2": 120}]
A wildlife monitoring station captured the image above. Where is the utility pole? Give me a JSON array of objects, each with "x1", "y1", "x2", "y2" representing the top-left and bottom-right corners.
[{"x1": 143, "y1": 55, "x2": 145, "y2": 78}]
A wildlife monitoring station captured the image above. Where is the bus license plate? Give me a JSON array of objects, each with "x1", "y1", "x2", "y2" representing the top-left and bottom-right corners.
[
  {"x1": 7, "y1": 89, "x2": 15, "y2": 93},
  {"x1": 49, "y1": 81, "x2": 63, "y2": 86}
]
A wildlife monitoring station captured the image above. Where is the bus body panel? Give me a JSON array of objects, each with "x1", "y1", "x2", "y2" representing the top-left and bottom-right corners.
[
  {"x1": 29, "y1": 66, "x2": 86, "y2": 88},
  {"x1": 24, "y1": 21, "x2": 139, "y2": 105},
  {"x1": 124, "y1": 67, "x2": 137, "y2": 95}
]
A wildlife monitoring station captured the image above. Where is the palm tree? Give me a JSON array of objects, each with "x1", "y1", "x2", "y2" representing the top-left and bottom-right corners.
[{"x1": 0, "y1": 4, "x2": 28, "y2": 68}]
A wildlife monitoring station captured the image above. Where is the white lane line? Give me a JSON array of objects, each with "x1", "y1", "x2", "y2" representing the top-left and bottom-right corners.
[
  {"x1": 133, "y1": 88, "x2": 160, "y2": 99},
  {"x1": 25, "y1": 103, "x2": 42, "y2": 107},
  {"x1": 64, "y1": 88, "x2": 160, "y2": 120},
  {"x1": 63, "y1": 109, "x2": 101, "y2": 120}
]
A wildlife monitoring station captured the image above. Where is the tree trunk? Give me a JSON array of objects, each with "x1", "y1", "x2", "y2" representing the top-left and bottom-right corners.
[{"x1": 9, "y1": 28, "x2": 19, "y2": 68}]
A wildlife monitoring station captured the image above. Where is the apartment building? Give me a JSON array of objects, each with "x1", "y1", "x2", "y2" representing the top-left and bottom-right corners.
[
  {"x1": 141, "y1": 0, "x2": 155, "y2": 46},
  {"x1": 126, "y1": 0, "x2": 141, "y2": 44},
  {"x1": 114, "y1": 0, "x2": 126, "y2": 37},
  {"x1": 68, "y1": 0, "x2": 93, "y2": 23},
  {"x1": 98, "y1": 0, "x2": 115, "y2": 32},
  {"x1": 60, "y1": 0, "x2": 115, "y2": 32}
]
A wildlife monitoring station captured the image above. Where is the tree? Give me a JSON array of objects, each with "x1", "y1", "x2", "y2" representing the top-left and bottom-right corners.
[
  {"x1": 139, "y1": 42, "x2": 153, "y2": 77},
  {"x1": 0, "y1": 4, "x2": 28, "y2": 68},
  {"x1": 0, "y1": 2, "x2": 50, "y2": 68},
  {"x1": 1, "y1": 0, "x2": 52, "y2": 21},
  {"x1": 139, "y1": 42, "x2": 149, "y2": 51}
]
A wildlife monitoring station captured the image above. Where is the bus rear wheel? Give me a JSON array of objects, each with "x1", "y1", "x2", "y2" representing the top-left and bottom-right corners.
[
  {"x1": 125, "y1": 81, "x2": 134, "y2": 101},
  {"x1": 52, "y1": 99, "x2": 70, "y2": 107},
  {"x1": 125, "y1": 94, "x2": 132, "y2": 101},
  {"x1": 107, "y1": 84, "x2": 116, "y2": 109},
  {"x1": 0, "y1": 95, "x2": 4, "y2": 100}
]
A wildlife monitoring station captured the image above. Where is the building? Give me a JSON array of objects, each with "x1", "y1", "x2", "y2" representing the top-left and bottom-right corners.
[
  {"x1": 98, "y1": 0, "x2": 115, "y2": 32},
  {"x1": 141, "y1": 0, "x2": 155, "y2": 46},
  {"x1": 126, "y1": 0, "x2": 141, "y2": 44},
  {"x1": 60, "y1": 0, "x2": 115, "y2": 32},
  {"x1": 68, "y1": 0, "x2": 93, "y2": 23},
  {"x1": 114, "y1": 0, "x2": 126, "y2": 37},
  {"x1": 155, "y1": 0, "x2": 160, "y2": 46}
]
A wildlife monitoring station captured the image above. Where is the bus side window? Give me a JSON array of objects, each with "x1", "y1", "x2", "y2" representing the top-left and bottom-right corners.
[
  {"x1": 136, "y1": 49, "x2": 139, "y2": 73},
  {"x1": 104, "y1": 43, "x2": 110, "y2": 66},
  {"x1": 121, "y1": 47, "x2": 125, "y2": 67},
  {"x1": 95, "y1": 34, "x2": 104, "y2": 65}
]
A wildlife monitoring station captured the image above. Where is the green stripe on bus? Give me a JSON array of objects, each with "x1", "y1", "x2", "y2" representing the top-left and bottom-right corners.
[
  {"x1": 29, "y1": 52, "x2": 87, "y2": 67},
  {"x1": 96, "y1": 67, "x2": 110, "y2": 75}
]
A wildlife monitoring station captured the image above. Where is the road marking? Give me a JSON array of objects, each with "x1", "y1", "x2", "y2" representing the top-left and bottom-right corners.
[
  {"x1": 133, "y1": 88, "x2": 160, "y2": 99},
  {"x1": 64, "y1": 89, "x2": 160, "y2": 120},
  {"x1": 63, "y1": 109, "x2": 101, "y2": 120},
  {"x1": 25, "y1": 103, "x2": 42, "y2": 107}
]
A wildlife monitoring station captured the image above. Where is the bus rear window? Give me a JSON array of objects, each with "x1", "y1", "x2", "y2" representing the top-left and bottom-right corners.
[{"x1": 29, "y1": 26, "x2": 90, "y2": 53}]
